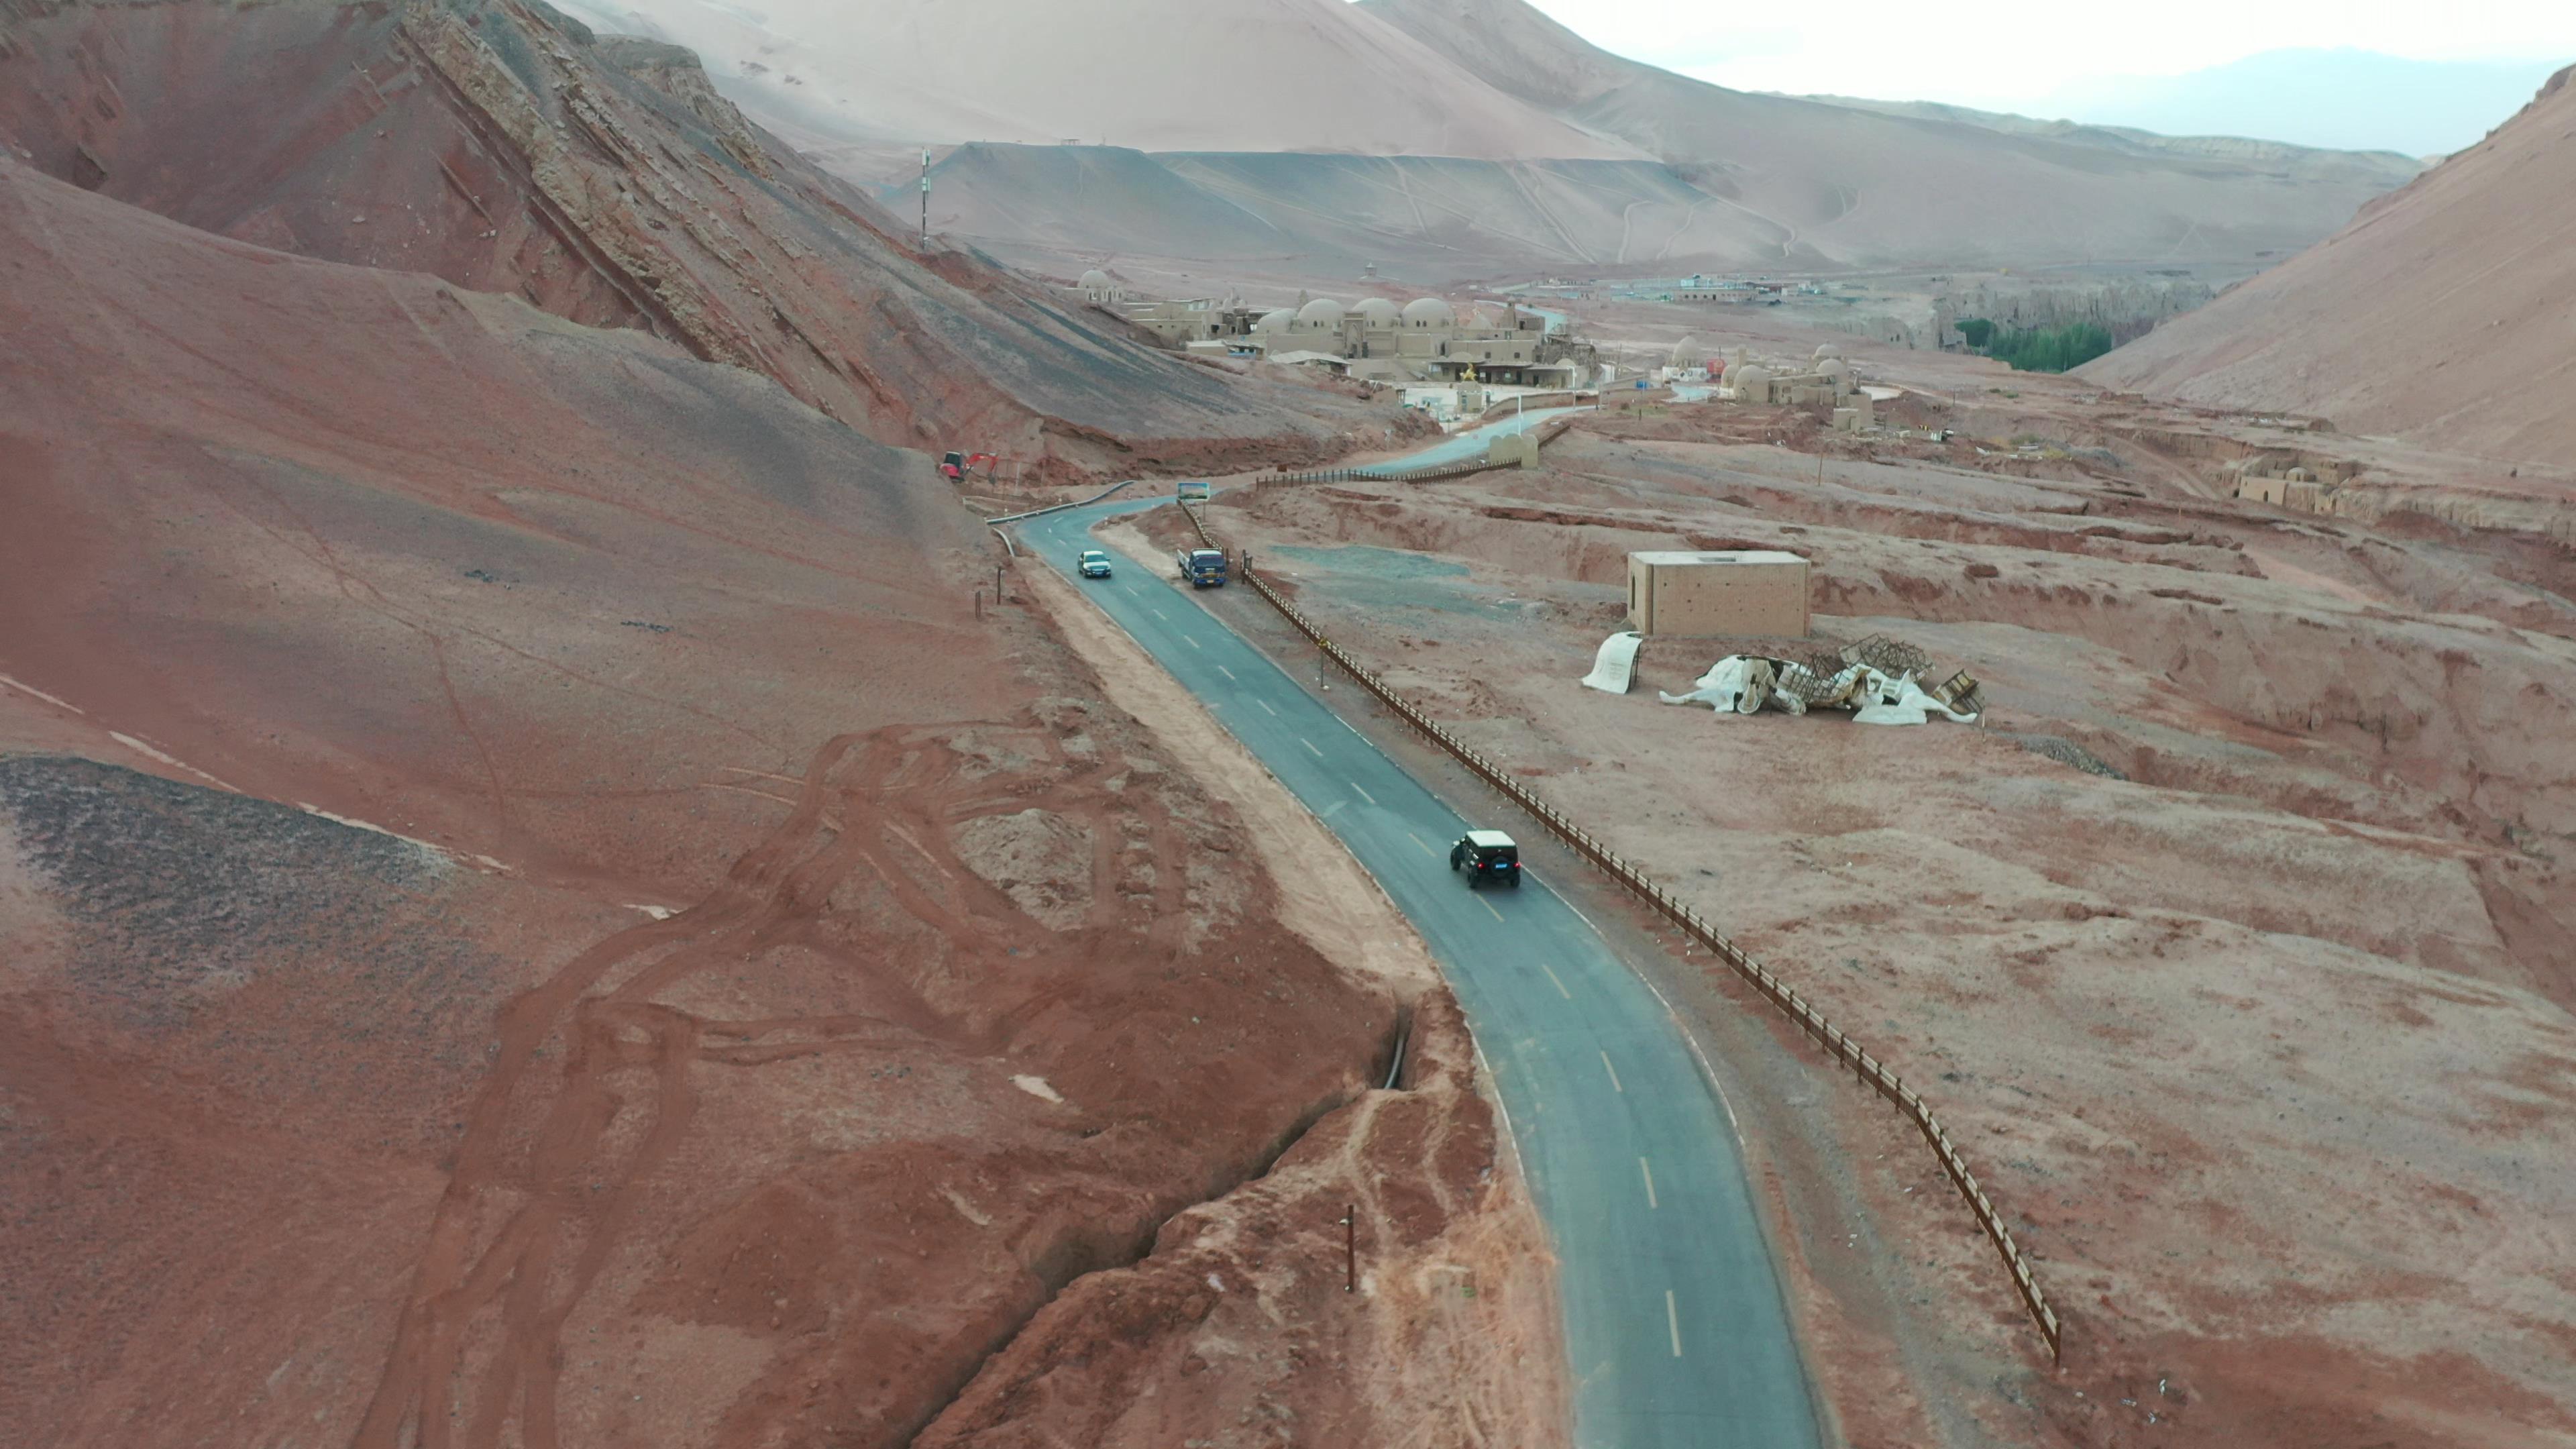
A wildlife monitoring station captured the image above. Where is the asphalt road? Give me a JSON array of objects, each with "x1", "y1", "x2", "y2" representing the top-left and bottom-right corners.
[{"x1": 1021, "y1": 498, "x2": 1819, "y2": 1449}]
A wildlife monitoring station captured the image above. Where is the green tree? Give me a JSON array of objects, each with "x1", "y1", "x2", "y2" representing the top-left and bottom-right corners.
[
  {"x1": 1955, "y1": 317, "x2": 1995, "y2": 349},
  {"x1": 1986, "y1": 322, "x2": 2112, "y2": 374}
]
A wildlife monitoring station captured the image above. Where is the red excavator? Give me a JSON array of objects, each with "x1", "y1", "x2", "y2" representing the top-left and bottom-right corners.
[{"x1": 939, "y1": 450, "x2": 1001, "y2": 480}]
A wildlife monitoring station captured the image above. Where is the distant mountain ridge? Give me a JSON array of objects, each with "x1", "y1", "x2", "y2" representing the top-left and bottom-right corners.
[
  {"x1": 1787, "y1": 95, "x2": 2424, "y2": 182},
  {"x1": 2081, "y1": 66, "x2": 2576, "y2": 466},
  {"x1": 2029, "y1": 48, "x2": 2571, "y2": 158},
  {"x1": 1346, "y1": 0, "x2": 2421, "y2": 270},
  {"x1": 562, "y1": 0, "x2": 2430, "y2": 274}
]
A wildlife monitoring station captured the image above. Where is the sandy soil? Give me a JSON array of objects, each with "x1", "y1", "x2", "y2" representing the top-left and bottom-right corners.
[{"x1": 1188, "y1": 319, "x2": 2576, "y2": 1445}]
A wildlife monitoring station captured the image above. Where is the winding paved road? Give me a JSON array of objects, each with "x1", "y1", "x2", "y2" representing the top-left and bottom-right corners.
[{"x1": 1018, "y1": 479, "x2": 1819, "y2": 1448}]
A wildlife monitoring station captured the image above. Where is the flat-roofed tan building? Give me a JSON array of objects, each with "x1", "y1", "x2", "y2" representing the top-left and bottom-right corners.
[
  {"x1": 1627, "y1": 550, "x2": 1811, "y2": 637},
  {"x1": 1231, "y1": 292, "x2": 1580, "y2": 386}
]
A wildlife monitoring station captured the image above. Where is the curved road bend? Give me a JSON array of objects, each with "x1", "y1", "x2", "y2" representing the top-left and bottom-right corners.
[{"x1": 1020, "y1": 490, "x2": 1819, "y2": 1449}]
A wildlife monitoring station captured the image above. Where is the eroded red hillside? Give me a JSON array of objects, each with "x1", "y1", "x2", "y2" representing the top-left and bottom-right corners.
[
  {"x1": 0, "y1": 154, "x2": 1442, "y2": 1448},
  {"x1": 0, "y1": 0, "x2": 1377, "y2": 476}
]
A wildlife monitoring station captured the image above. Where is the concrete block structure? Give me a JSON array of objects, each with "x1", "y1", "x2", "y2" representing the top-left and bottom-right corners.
[
  {"x1": 1719, "y1": 352, "x2": 1866, "y2": 417},
  {"x1": 1626, "y1": 550, "x2": 1811, "y2": 637}
]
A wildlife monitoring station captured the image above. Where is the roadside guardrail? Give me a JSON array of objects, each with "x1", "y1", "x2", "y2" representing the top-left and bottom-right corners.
[{"x1": 1177, "y1": 499, "x2": 2063, "y2": 1364}]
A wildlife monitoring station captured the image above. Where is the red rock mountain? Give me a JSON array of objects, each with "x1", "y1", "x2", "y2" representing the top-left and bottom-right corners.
[
  {"x1": 0, "y1": 0, "x2": 1373, "y2": 474},
  {"x1": 2082, "y1": 66, "x2": 2576, "y2": 466},
  {"x1": 0, "y1": 83, "x2": 1407, "y2": 1449},
  {"x1": 0, "y1": 6, "x2": 1472, "y2": 1446}
]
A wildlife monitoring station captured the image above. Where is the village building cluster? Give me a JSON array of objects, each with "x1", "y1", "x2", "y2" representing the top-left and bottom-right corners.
[
  {"x1": 1063, "y1": 270, "x2": 1597, "y2": 390},
  {"x1": 1715, "y1": 341, "x2": 1878, "y2": 432},
  {"x1": 2227, "y1": 454, "x2": 2361, "y2": 515}
]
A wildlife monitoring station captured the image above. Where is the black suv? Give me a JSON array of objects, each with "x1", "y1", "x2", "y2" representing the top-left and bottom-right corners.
[{"x1": 1450, "y1": 830, "x2": 1521, "y2": 889}]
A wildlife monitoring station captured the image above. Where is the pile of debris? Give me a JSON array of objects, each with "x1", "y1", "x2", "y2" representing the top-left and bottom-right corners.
[{"x1": 1656, "y1": 634, "x2": 1982, "y2": 726}]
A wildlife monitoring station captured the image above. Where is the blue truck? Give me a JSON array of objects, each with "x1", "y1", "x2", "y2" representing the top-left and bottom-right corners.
[{"x1": 1176, "y1": 547, "x2": 1228, "y2": 588}]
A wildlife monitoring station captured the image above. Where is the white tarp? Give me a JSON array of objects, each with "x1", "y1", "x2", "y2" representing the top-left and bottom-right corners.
[
  {"x1": 1656, "y1": 656, "x2": 1777, "y2": 714},
  {"x1": 1579, "y1": 631, "x2": 1644, "y2": 694},
  {"x1": 1851, "y1": 672, "x2": 1979, "y2": 726},
  {"x1": 1660, "y1": 655, "x2": 1978, "y2": 726}
]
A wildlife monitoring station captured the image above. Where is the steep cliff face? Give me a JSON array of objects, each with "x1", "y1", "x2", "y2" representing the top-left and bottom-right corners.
[
  {"x1": 0, "y1": 0, "x2": 1368, "y2": 473},
  {"x1": 2082, "y1": 67, "x2": 2576, "y2": 468}
]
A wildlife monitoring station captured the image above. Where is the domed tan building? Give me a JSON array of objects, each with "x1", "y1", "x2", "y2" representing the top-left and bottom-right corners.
[
  {"x1": 1294, "y1": 297, "x2": 1347, "y2": 333},
  {"x1": 1401, "y1": 296, "x2": 1456, "y2": 329}
]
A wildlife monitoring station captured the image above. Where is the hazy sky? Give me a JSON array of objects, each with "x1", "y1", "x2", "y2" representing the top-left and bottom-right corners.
[{"x1": 1503, "y1": 1, "x2": 2576, "y2": 151}]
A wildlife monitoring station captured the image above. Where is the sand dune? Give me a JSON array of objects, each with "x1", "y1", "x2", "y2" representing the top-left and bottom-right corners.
[
  {"x1": 553, "y1": 0, "x2": 1632, "y2": 159},
  {"x1": 2082, "y1": 67, "x2": 2576, "y2": 467},
  {"x1": 923, "y1": 144, "x2": 1801, "y2": 276}
]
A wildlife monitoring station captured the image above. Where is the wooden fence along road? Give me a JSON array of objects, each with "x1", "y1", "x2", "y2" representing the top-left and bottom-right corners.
[{"x1": 1179, "y1": 499, "x2": 2064, "y2": 1364}]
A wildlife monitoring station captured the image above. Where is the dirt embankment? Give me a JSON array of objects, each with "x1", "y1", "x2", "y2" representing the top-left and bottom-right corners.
[
  {"x1": 933, "y1": 545, "x2": 1574, "y2": 1447},
  {"x1": 0, "y1": 150, "x2": 1546, "y2": 1446},
  {"x1": 914, "y1": 987, "x2": 1566, "y2": 1448},
  {"x1": 1198, "y1": 390, "x2": 2576, "y2": 1447}
]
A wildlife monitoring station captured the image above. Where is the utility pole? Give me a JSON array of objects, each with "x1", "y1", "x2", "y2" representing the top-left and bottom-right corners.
[
  {"x1": 919, "y1": 147, "x2": 930, "y2": 251},
  {"x1": 1342, "y1": 1205, "x2": 1357, "y2": 1293}
]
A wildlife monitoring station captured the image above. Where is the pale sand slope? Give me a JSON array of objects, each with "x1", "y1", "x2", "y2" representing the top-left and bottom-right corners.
[
  {"x1": 551, "y1": 0, "x2": 1635, "y2": 159},
  {"x1": 1362, "y1": 0, "x2": 2418, "y2": 269},
  {"x1": 2082, "y1": 67, "x2": 2576, "y2": 468}
]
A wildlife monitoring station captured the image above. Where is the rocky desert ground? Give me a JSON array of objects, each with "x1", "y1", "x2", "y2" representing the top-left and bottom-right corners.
[
  {"x1": 5, "y1": 0, "x2": 2570, "y2": 1446},
  {"x1": 1163, "y1": 317, "x2": 2576, "y2": 1446}
]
